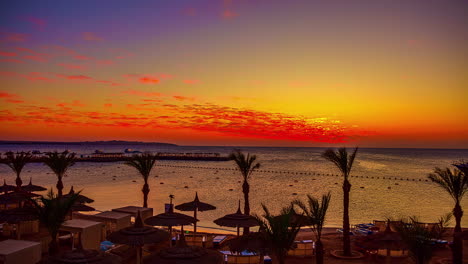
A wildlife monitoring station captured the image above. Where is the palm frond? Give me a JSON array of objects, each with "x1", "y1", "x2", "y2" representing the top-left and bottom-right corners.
[
  {"x1": 125, "y1": 153, "x2": 158, "y2": 181},
  {"x1": 43, "y1": 151, "x2": 76, "y2": 178}
]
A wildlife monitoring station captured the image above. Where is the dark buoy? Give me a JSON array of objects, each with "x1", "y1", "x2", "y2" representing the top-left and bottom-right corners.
[
  {"x1": 294, "y1": 180, "x2": 298, "y2": 183},
  {"x1": 395, "y1": 183, "x2": 399, "y2": 185},
  {"x1": 184, "y1": 186, "x2": 188, "y2": 188},
  {"x1": 229, "y1": 189, "x2": 233, "y2": 191},
  {"x1": 335, "y1": 183, "x2": 338, "y2": 185},
  {"x1": 216, "y1": 177, "x2": 220, "y2": 179},
  {"x1": 160, "y1": 182, "x2": 164, "y2": 184},
  {"x1": 292, "y1": 193, "x2": 298, "y2": 195},
  {"x1": 388, "y1": 187, "x2": 391, "y2": 189},
  {"x1": 132, "y1": 180, "x2": 136, "y2": 182},
  {"x1": 289, "y1": 184, "x2": 293, "y2": 187},
  {"x1": 360, "y1": 186, "x2": 364, "y2": 189}
]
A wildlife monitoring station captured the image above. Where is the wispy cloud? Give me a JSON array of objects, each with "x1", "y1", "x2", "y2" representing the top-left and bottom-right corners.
[
  {"x1": 82, "y1": 32, "x2": 103, "y2": 42},
  {"x1": 0, "y1": 91, "x2": 24, "y2": 104},
  {"x1": 23, "y1": 16, "x2": 47, "y2": 31},
  {"x1": 0, "y1": 32, "x2": 28, "y2": 42}
]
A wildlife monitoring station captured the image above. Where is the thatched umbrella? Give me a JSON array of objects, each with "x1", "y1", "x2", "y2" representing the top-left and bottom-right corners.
[
  {"x1": 71, "y1": 203, "x2": 96, "y2": 212},
  {"x1": 107, "y1": 211, "x2": 170, "y2": 264},
  {"x1": 0, "y1": 179, "x2": 15, "y2": 193},
  {"x1": 62, "y1": 186, "x2": 94, "y2": 204},
  {"x1": 358, "y1": 221, "x2": 407, "y2": 264},
  {"x1": 144, "y1": 205, "x2": 197, "y2": 246},
  {"x1": 213, "y1": 201, "x2": 258, "y2": 236},
  {"x1": 175, "y1": 192, "x2": 216, "y2": 235},
  {"x1": 49, "y1": 233, "x2": 121, "y2": 264},
  {"x1": 21, "y1": 177, "x2": 47, "y2": 192},
  {"x1": 0, "y1": 189, "x2": 40, "y2": 205}
]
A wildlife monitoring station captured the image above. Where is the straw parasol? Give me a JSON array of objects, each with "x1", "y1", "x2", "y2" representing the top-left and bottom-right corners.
[
  {"x1": 0, "y1": 179, "x2": 15, "y2": 193},
  {"x1": 175, "y1": 192, "x2": 216, "y2": 235},
  {"x1": 358, "y1": 221, "x2": 407, "y2": 264},
  {"x1": 21, "y1": 177, "x2": 47, "y2": 192},
  {"x1": 107, "y1": 211, "x2": 170, "y2": 264},
  {"x1": 144, "y1": 204, "x2": 197, "y2": 245},
  {"x1": 213, "y1": 201, "x2": 258, "y2": 236},
  {"x1": 71, "y1": 203, "x2": 96, "y2": 212},
  {"x1": 0, "y1": 189, "x2": 40, "y2": 204},
  {"x1": 62, "y1": 186, "x2": 94, "y2": 203}
]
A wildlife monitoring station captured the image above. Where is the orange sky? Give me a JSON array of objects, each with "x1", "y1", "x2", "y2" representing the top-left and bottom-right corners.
[{"x1": 1, "y1": 1, "x2": 467, "y2": 148}]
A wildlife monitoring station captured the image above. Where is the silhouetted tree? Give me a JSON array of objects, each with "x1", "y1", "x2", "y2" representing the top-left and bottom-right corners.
[
  {"x1": 3, "y1": 152, "x2": 32, "y2": 188},
  {"x1": 428, "y1": 167, "x2": 468, "y2": 264},
  {"x1": 255, "y1": 205, "x2": 302, "y2": 264},
  {"x1": 321, "y1": 147, "x2": 358, "y2": 256},
  {"x1": 293, "y1": 192, "x2": 331, "y2": 264},
  {"x1": 29, "y1": 189, "x2": 80, "y2": 255},
  {"x1": 395, "y1": 217, "x2": 435, "y2": 264},
  {"x1": 125, "y1": 153, "x2": 158, "y2": 208},
  {"x1": 43, "y1": 151, "x2": 76, "y2": 197},
  {"x1": 229, "y1": 150, "x2": 260, "y2": 235}
]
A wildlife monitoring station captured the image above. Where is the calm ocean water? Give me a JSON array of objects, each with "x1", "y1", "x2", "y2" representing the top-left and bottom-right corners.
[{"x1": 1, "y1": 144, "x2": 467, "y2": 232}]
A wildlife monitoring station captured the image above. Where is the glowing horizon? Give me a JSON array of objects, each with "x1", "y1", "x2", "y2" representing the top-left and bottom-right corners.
[{"x1": 1, "y1": 1, "x2": 467, "y2": 148}]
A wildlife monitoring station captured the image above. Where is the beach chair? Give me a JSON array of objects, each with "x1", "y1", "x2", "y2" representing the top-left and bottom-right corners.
[
  {"x1": 213, "y1": 235, "x2": 227, "y2": 248},
  {"x1": 373, "y1": 220, "x2": 386, "y2": 231},
  {"x1": 226, "y1": 254, "x2": 261, "y2": 264},
  {"x1": 185, "y1": 234, "x2": 205, "y2": 247}
]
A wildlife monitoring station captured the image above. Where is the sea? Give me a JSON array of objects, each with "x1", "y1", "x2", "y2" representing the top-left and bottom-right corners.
[{"x1": 1, "y1": 143, "x2": 467, "y2": 233}]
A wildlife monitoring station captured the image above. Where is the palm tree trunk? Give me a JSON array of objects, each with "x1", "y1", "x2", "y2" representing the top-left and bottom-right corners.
[
  {"x1": 452, "y1": 202, "x2": 463, "y2": 264},
  {"x1": 56, "y1": 177, "x2": 64, "y2": 197},
  {"x1": 142, "y1": 181, "x2": 150, "y2": 208},
  {"x1": 49, "y1": 232, "x2": 59, "y2": 255},
  {"x1": 15, "y1": 172, "x2": 22, "y2": 188},
  {"x1": 315, "y1": 239, "x2": 324, "y2": 264},
  {"x1": 242, "y1": 180, "x2": 250, "y2": 235},
  {"x1": 342, "y1": 178, "x2": 352, "y2": 256},
  {"x1": 271, "y1": 253, "x2": 285, "y2": 264}
]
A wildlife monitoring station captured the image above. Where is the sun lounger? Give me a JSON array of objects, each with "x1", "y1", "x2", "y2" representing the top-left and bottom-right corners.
[
  {"x1": 213, "y1": 235, "x2": 227, "y2": 248},
  {"x1": 336, "y1": 229, "x2": 355, "y2": 235},
  {"x1": 355, "y1": 228, "x2": 373, "y2": 235}
]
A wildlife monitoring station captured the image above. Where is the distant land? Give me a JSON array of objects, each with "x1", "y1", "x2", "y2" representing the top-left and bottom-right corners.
[{"x1": 0, "y1": 140, "x2": 178, "y2": 147}]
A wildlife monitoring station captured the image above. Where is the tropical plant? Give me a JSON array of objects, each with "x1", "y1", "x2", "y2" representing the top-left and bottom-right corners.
[
  {"x1": 43, "y1": 151, "x2": 76, "y2": 197},
  {"x1": 229, "y1": 149, "x2": 260, "y2": 235},
  {"x1": 394, "y1": 217, "x2": 435, "y2": 264},
  {"x1": 3, "y1": 151, "x2": 32, "y2": 188},
  {"x1": 428, "y1": 167, "x2": 468, "y2": 264},
  {"x1": 321, "y1": 147, "x2": 358, "y2": 256},
  {"x1": 293, "y1": 192, "x2": 331, "y2": 264},
  {"x1": 29, "y1": 189, "x2": 80, "y2": 255},
  {"x1": 254, "y1": 205, "x2": 302, "y2": 264},
  {"x1": 125, "y1": 153, "x2": 158, "y2": 208},
  {"x1": 431, "y1": 212, "x2": 452, "y2": 239}
]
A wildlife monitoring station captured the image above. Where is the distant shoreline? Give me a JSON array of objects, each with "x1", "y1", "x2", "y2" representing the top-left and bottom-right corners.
[{"x1": 0, "y1": 140, "x2": 178, "y2": 147}]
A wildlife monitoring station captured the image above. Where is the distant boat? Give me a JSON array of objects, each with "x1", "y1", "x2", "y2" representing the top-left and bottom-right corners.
[
  {"x1": 94, "y1": 150, "x2": 105, "y2": 154},
  {"x1": 124, "y1": 148, "x2": 142, "y2": 154}
]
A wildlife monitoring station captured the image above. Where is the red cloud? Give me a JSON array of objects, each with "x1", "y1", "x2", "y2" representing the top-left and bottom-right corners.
[
  {"x1": 82, "y1": 32, "x2": 103, "y2": 41},
  {"x1": 0, "y1": 58, "x2": 24, "y2": 63},
  {"x1": 0, "y1": 51, "x2": 17, "y2": 57},
  {"x1": 57, "y1": 74, "x2": 92, "y2": 80},
  {"x1": 1, "y1": 32, "x2": 28, "y2": 42},
  {"x1": 24, "y1": 16, "x2": 47, "y2": 31},
  {"x1": 96, "y1": 60, "x2": 114, "y2": 65},
  {"x1": 0, "y1": 91, "x2": 24, "y2": 104},
  {"x1": 139, "y1": 77, "x2": 159, "y2": 84},
  {"x1": 57, "y1": 63, "x2": 87, "y2": 70},
  {"x1": 122, "y1": 89, "x2": 163, "y2": 97},
  {"x1": 74, "y1": 55, "x2": 92, "y2": 60},
  {"x1": 222, "y1": 10, "x2": 238, "y2": 19},
  {"x1": 25, "y1": 72, "x2": 52, "y2": 81},
  {"x1": 173, "y1": 95, "x2": 195, "y2": 102},
  {"x1": 23, "y1": 55, "x2": 48, "y2": 62},
  {"x1": 104, "y1": 103, "x2": 112, "y2": 107}
]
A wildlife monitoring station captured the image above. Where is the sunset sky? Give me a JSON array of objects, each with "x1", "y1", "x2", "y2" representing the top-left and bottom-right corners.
[{"x1": 1, "y1": 0, "x2": 467, "y2": 148}]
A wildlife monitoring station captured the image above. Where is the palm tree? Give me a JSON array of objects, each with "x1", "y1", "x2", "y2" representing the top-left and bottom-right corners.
[
  {"x1": 394, "y1": 217, "x2": 435, "y2": 264},
  {"x1": 293, "y1": 192, "x2": 331, "y2": 264},
  {"x1": 321, "y1": 147, "x2": 358, "y2": 256},
  {"x1": 3, "y1": 151, "x2": 32, "y2": 188},
  {"x1": 29, "y1": 189, "x2": 80, "y2": 255},
  {"x1": 125, "y1": 153, "x2": 158, "y2": 208},
  {"x1": 43, "y1": 151, "x2": 76, "y2": 197},
  {"x1": 428, "y1": 167, "x2": 468, "y2": 264},
  {"x1": 255, "y1": 205, "x2": 302, "y2": 264},
  {"x1": 229, "y1": 150, "x2": 260, "y2": 235}
]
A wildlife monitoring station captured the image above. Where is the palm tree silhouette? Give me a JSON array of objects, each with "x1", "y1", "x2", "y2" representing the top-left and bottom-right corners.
[
  {"x1": 428, "y1": 167, "x2": 468, "y2": 264},
  {"x1": 229, "y1": 150, "x2": 260, "y2": 235},
  {"x1": 293, "y1": 192, "x2": 331, "y2": 264},
  {"x1": 29, "y1": 189, "x2": 80, "y2": 255},
  {"x1": 3, "y1": 151, "x2": 32, "y2": 188},
  {"x1": 255, "y1": 205, "x2": 302, "y2": 264},
  {"x1": 43, "y1": 151, "x2": 76, "y2": 197},
  {"x1": 321, "y1": 147, "x2": 358, "y2": 256},
  {"x1": 125, "y1": 153, "x2": 158, "y2": 208}
]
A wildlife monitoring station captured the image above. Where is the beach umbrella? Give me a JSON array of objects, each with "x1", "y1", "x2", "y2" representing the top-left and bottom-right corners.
[
  {"x1": 213, "y1": 201, "x2": 258, "y2": 236},
  {"x1": 144, "y1": 205, "x2": 198, "y2": 246},
  {"x1": 71, "y1": 203, "x2": 96, "y2": 212},
  {"x1": 107, "y1": 211, "x2": 170, "y2": 264},
  {"x1": 0, "y1": 189, "x2": 40, "y2": 204},
  {"x1": 175, "y1": 192, "x2": 216, "y2": 235},
  {"x1": 21, "y1": 177, "x2": 47, "y2": 192},
  {"x1": 358, "y1": 221, "x2": 407, "y2": 264},
  {"x1": 0, "y1": 179, "x2": 15, "y2": 193},
  {"x1": 63, "y1": 186, "x2": 94, "y2": 204}
]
